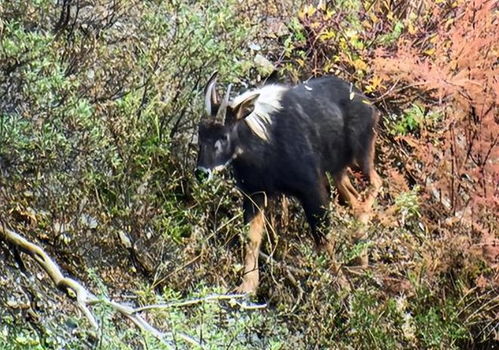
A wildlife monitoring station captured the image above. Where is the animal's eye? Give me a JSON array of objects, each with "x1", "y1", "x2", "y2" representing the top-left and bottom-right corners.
[{"x1": 214, "y1": 140, "x2": 223, "y2": 152}]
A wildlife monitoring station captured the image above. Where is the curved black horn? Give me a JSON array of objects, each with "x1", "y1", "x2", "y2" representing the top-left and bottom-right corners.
[{"x1": 204, "y1": 71, "x2": 219, "y2": 117}]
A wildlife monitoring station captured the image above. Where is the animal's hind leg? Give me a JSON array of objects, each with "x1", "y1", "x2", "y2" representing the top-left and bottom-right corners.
[
  {"x1": 351, "y1": 128, "x2": 381, "y2": 267},
  {"x1": 236, "y1": 194, "x2": 266, "y2": 294},
  {"x1": 361, "y1": 169, "x2": 382, "y2": 222},
  {"x1": 299, "y1": 180, "x2": 335, "y2": 256},
  {"x1": 301, "y1": 179, "x2": 350, "y2": 285},
  {"x1": 343, "y1": 174, "x2": 360, "y2": 201},
  {"x1": 333, "y1": 171, "x2": 361, "y2": 211},
  {"x1": 350, "y1": 166, "x2": 381, "y2": 267},
  {"x1": 357, "y1": 136, "x2": 382, "y2": 223}
]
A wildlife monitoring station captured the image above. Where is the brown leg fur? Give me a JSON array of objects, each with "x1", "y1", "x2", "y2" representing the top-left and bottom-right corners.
[
  {"x1": 334, "y1": 172, "x2": 360, "y2": 210},
  {"x1": 357, "y1": 135, "x2": 382, "y2": 223},
  {"x1": 351, "y1": 135, "x2": 382, "y2": 266},
  {"x1": 362, "y1": 169, "x2": 382, "y2": 216},
  {"x1": 236, "y1": 210, "x2": 264, "y2": 294},
  {"x1": 342, "y1": 174, "x2": 361, "y2": 207}
]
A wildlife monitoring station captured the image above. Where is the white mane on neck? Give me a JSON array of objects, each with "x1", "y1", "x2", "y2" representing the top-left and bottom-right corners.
[{"x1": 230, "y1": 85, "x2": 288, "y2": 141}]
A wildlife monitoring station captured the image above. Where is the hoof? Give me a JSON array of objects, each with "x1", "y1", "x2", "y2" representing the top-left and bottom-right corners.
[
  {"x1": 355, "y1": 210, "x2": 371, "y2": 225},
  {"x1": 234, "y1": 280, "x2": 258, "y2": 295},
  {"x1": 350, "y1": 253, "x2": 369, "y2": 267}
]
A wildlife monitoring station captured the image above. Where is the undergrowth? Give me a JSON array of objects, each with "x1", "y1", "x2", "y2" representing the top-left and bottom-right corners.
[{"x1": 0, "y1": 0, "x2": 497, "y2": 349}]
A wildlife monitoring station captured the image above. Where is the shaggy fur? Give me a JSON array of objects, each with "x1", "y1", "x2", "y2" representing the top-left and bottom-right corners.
[{"x1": 231, "y1": 85, "x2": 288, "y2": 141}]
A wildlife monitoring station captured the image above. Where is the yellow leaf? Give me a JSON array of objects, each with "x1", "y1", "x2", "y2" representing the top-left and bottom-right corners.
[
  {"x1": 424, "y1": 48, "x2": 435, "y2": 56},
  {"x1": 325, "y1": 10, "x2": 335, "y2": 20},
  {"x1": 319, "y1": 30, "x2": 336, "y2": 41},
  {"x1": 353, "y1": 58, "x2": 368, "y2": 72},
  {"x1": 407, "y1": 21, "x2": 416, "y2": 35},
  {"x1": 371, "y1": 75, "x2": 383, "y2": 89},
  {"x1": 324, "y1": 62, "x2": 334, "y2": 73},
  {"x1": 310, "y1": 22, "x2": 321, "y2": 29},
  {"x1": 445, "y1": 18, "x2": 454, "y2": 29},
  {"x1": 369, "y1": 13, "x2": 379, "y2": 23},
  {"x1": 299, "y1": 5, "x2": 316, "y2": 18},
  {"x1": 362, "y1": 20, "x2": 373, "y2": 30}
]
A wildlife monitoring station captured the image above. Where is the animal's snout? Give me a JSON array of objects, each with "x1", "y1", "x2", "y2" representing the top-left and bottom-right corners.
[{"x1": 195, "y1": 167, "x2": 212, "y2": 182}]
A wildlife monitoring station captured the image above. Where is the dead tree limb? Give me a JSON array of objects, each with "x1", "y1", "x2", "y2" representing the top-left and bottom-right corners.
[{"x1": 0, "y1": 221, "x2": 202, "y2": 348}]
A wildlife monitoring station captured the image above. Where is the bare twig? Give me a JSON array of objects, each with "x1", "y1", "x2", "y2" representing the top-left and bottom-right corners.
[
  {"x1": 133, "y1": 293, "x2": 263, "y2": 313},
  {"x1": 0, "y1": 222, "x2": 203, "y2": 348},
  {"x1": 259, "y1": 251, "x2": 305, "y2": 313}
]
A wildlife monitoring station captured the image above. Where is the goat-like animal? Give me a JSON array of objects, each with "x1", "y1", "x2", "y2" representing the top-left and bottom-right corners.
[{"x1": 196, "y1": 72, "x2": 381, "y2": 293}]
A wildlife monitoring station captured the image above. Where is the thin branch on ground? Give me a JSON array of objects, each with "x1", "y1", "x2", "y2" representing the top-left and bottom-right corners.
[
  {"x1": 134, "y1": 293, "x2": 266, "y2": 313},
  {"x1": 0, "y1": 221, "x2": 202, "y2": 349}
]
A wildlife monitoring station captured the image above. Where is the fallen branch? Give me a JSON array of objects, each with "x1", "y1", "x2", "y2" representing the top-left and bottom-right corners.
[
  {"x1": 134, "y1": 293, "x2": 266, "y2": 313},
  {"x1": 0, "y1": 222, "x2": 201, "y2": 348}
]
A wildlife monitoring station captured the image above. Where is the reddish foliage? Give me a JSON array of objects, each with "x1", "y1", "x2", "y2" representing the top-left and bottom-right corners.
[{"x1": 373, "y1": 0, "x2": 498, "y2": 219}]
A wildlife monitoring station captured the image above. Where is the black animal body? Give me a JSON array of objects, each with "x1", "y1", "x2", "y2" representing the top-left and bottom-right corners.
[{"x1": 196, "y1": 72, "x2": 382, "y2": 293}]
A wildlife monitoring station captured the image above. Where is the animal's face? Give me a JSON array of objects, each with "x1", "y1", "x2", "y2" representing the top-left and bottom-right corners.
[
  {"x1": 196, "y1": 120, "x2": 235, "y2": 181},
  {"x1": 195, "y1": 71, "x2": 257, "y2": 182}
]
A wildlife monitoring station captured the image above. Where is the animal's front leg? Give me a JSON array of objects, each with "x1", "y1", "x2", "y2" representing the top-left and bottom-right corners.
[
  {"x1": 236, "y1": 210, "x2": 264, "y2": 294},
  {"x1": 236, "y1": 195, "x2": 266, "y2": 294}
]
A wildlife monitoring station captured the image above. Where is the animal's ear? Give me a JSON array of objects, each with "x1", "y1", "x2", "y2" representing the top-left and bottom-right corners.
[
  {"x1": 226, "y1": 92, "x2": 260, "y2": 124},
  {"x1": 263, "y1": 70, "x2": 280, "y2": 85},
  {"x1": 204, "y1": 71, "x2": 220, "y2": 117}
]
